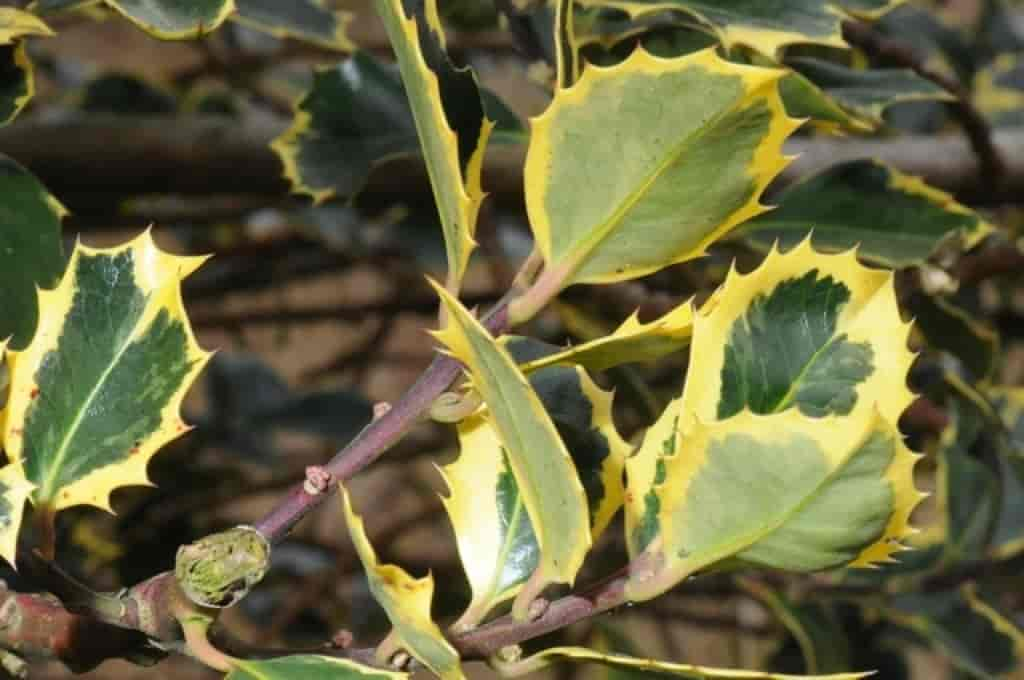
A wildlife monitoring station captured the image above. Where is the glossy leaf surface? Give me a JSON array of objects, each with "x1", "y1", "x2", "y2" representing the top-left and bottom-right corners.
[
  {"x1": 741, "y1": 160, "x2": 993, "y2": 268},
  {"x1": 102, "y1": 0, "x2": 234, "y2": 38},
  {"x1": 233, "y1": 0, "x2": 353, "y2": 50},
  {"x1": 443, "y1": 345, "x2": 627, "y2": 628},
  {"x1": 3, "y1": 232, "x2": 210, "y2": 510},
  {"x1": 432, "y1": 284, "x2": 591, "y2": 617},
  {"x1": 0, "y1": 155, "x2": 66, "y2": 350},
  {"x1": 525, "y1": 47, "x2": 799, "y2": 288}
]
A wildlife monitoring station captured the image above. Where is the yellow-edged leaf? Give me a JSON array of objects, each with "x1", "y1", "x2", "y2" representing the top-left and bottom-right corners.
[
  {"x1": 442, "y1": 353, "x2": 627, "y2": 629},
  {"x1": 493, "y1": 644, "x2": 873, "y2": 679},
  {"x1": 0, "y1": 8, "x2": 53, "y2": 42},
  {"x1": 232, "y1": 0, "x2": 354, "y2": 51},
  {"x1": 373, "y1": 0, "x2": 494, "y2": 291},
  {"x1": 574, "y1": 0, "x2": 901, "y2": 58},
  {"x1": 340, "y1": 487, "x2": 463, "y2": 680},
  {"x1": 523, "y1": 47, "x2": 800, "y2": 293},
  {"x1": 102, "y1": 0, "x2": 234, "y2": 39},
  {"x1": 521, "y1": 300, "x2": 694, "y2": 374},
  {"x1": 4, "y1": 231, "x2": 210, "y2": 511},
  {"x1": 227, "y1": 655, "x2": 407, "y2": 680},
  {"x1": 431, "y1": 283, "x2": 591, "y2": 619},
  {"x1": 680, "y1": 238, "x2": 916, "y2": 424},
  {"x1": 627, "y1": 408, "x2": 924, "y2": 602}
]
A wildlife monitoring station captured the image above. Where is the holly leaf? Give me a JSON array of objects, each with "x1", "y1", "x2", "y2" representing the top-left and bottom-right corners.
[
  {"x1": 0, "y1": 9, "x2": 52, "y2": 126},
  {"x1": 574, "y1": 0, "x2": 900, "y2": 58},
  {"x1": 0, "y1": 155, "x2": 66, "y2": 350},
  {"x1": 232, "y1": 0, "x2": 353, "y2": 50},
  {"x1": 974, "y1": 55, "x2": 1024, "y2": 127},
  {"x1": 340, "y1": 488, "x2": 463, "y2": 680},
  {"x1": 909, "y1": 292, "x2": 999, "y2": 383},
  {"x1": 442, "y1": 349, "x2": 627, "y2": 629},
  {"x1": 740, "y1": 160, "x2": 993, "y2": 269},
  {"x1": 431, "y1": 283, "x2": 591, "y2": 619},
  {"x1": 525, "y1": 47, "x2": 799, "y2": 290},
  {"x1": 371, "y1": 0, "x2": 493, "y2": 291},
  {"x1": 0, "y1": 462, "x2": 34, "y2": 566},
  {"x1": 519, "y1": 300, "x2": 694, "y2": 373},
  {"x1": 102, "y1": 0, "x2": 234, "y2": 39},
  {"x1": 493, "y1": 644, "x2": 872, "y2": 679},
  {"x1": 3, "y1": 231, "x2": 210, "y2": 511},
  {"x1": 226, "y1": 655, "x2": 406, "y2": 680},
  {"x1": 626, "y1": 407, "x2": 923, "y2": 602}
]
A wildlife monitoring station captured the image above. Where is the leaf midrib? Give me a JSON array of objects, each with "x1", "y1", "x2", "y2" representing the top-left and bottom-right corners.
[
  {"x1": 562, "y1": 82, "x2": 752, "y2": 277},
  {"x1": 37, "y1": 296, "x2": 148, "y2": 502}
]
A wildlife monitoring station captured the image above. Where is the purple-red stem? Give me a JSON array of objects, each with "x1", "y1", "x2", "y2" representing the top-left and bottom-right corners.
[{"x1": 254, "y1": 302, "x2": 510, "y2": 542}]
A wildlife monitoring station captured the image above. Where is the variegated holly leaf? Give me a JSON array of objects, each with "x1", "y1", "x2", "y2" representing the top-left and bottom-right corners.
[
  {"x1": 574, "y1": 0, "x2": 900, "y2": 58},
  {"x1": 340, "y1": 488, "x2": 463, "y2": 680},
  {"x1": 3, "y1": 232, "x2": 210, "y2": 511},
  {"x1": 626, "y1": 407, "x2": 923, "y2": 602},
  {"x1": 226, "y1": 655, "x2": 407, "y2": 680},
  {"x1": 442, "y1": 342, "x2": 627, "y2": 629},
  {"x1": 0, "y1": 9, "x2": 52, "y2": 126},
  {"x1": 431, "y1": 284, "x2": 591, "y2": 620},
  {"x1": 493, "y1": 644, "x2": 872, "y2": 679},
  {"x1": 0, "y1": 461, "x2": 34, "y2": 566},
  {"x1": 991, "y1": 387, "x2": 1024, "y2": 559},
  {"x1": 740, "y1": 161, "x2": 993, "y2": 269},
  {"x1": 909, "y1": 292, "x2": 999, "y2": 382},
  {"x1": 522, "y1": 47, "x2": 799, "y2": 296},
  {"x1": 372, "y1": 0, "x2": 493, "y2": 291},
  {"x1": 520, "y1": 300, "x2": 693, "y2": 374},
  {"x1": 974, "y1": 55, "x2": 1024, "y2": 127},
  {"x1": 885, "y1": 586, "x2": 1022, "y2": 679},
  {"x1": 102, "y1": 0, "x2": 233, "y2": 39},
  {"x1": 625, "y1": 395, "x2": 681, "y2": 557},
  {"x1": 27, "y1": 0, "x2": 99, "y2": 14},
  {"x1": 681, "y1": 239, "x2": 917, "y2": 422},
  {"x1": 232, "y1": 0, "x2": 353, "y2": 50},
  {"x1": 0, "y1": 155, "x2": 66, "y2": 350}
]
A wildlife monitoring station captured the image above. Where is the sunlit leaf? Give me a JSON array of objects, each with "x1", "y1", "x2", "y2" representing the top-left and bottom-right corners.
[
  {"x1": 682, "y1": 239, "x2": 916, "y2": 422},
  {"x1": 520, "y1": 300, "x2": 693, "y2": 374},
  {"x1": 227, "y1": 654, "x2": 407, "y2": 680},
  {"x1": 372, "y1": 0, "x2": 494, "y2": 290},
  {"x1": 431, "y1": 283, "x2": 591, "y2": 619},
  {"x1": 740, "y1": 161, "x2": 994, "y2": 269},
  {"x1": 0, "y1": 8, "x2": 52, "y2": 126},
  {"x1": 340, "y1": 488, "x2": 463, "y2": 680},
  {"x1": 524, "y1": 47, "x2": 799, "y2": 291},
  {"x1": 3, "y1": 231, "x2": 210, "y2": 511},
  {"x1": 233, "y1": 0, "x2": 353, "y2": 50},
  {"x1": 102, "y1": 0, "x2": 234, "y2": 39},
  {"x1": 443, "y1": 344, "x2": 627, "y2": 629},
  {"x1": 0, "y1": 155, "x2": 66, "y2": 350},
  {"x1": 627, "y1": 407, "x2": 923, "y2": 602},
  {"x1": 493, "y1": 644, "x2": 872, "y2": 679},
  {"x1": 574, "y1": 0, "x2": 900, "y2": 58}
]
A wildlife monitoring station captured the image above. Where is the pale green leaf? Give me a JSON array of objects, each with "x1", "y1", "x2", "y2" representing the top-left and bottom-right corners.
[
  {"x1": 227, "y1": 654, "x2": 406, "y2": 680},
  {"x1": 102, "y1": 0, "x2": 234, "y2": 39},
  {"x1": 520, "y1": 300, "x2": 694, "y2": 374},
  {"x1": 0, "y1": 155, "x2": 66, "y2": 349},
  {"x1": 340, "y1": 488, "x2": 463, "y2": 680},
  {"x1": 740, "y1": 160, "x2": 994, "y2": 268},
  {"x1": 373, "y1": 0, "x2": 493, "y2": 291},
  {"x1": 431, "y1": 283, "x2": 591, "y2": 619},
  {"x1": 493, "y1": 644, "x2": 872, "y2": 679},
  {"x1": 443, "y1": 347, "x2": 627, "y2": 629},
  {"x1": 625, "y1": 394, "x2": 680, "y2": 557},
  {"x1": 626, "y1": 408, "x2": 923, "y2": 602},
  {"x1": 3, "y1": 231, "x2": 210, "y2": 511},
  {"x1": 524, "y1": 47, "x2": 800, "y2": 291},
  {"x1": 575, "y1": 0, "x2": 900, "y2": 58},
  {"x1": 232, "y1": 0, "x2": 353, "y2": 51}
]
